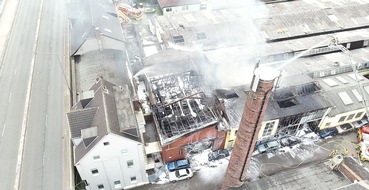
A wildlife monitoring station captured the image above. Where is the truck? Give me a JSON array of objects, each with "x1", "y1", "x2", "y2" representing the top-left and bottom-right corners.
[
  {"x1": 117, "y1": 4, "x2": 142, "y2": 21},
  {"x1": 357, "y1": 126, "x2": 369, "y2": 161}
]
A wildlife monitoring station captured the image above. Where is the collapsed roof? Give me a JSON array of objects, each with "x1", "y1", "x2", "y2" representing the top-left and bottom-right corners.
[{"x1": 150, "y1": 70, "x2": 222, "y2": 145}]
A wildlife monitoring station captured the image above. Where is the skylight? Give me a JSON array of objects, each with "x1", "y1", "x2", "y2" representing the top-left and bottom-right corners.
[
  {"x1": 338, "y1": 91, "x2": 353, "y2": 105},
  {"x1": 322, "y1": 78, "x2": 338, "y2": 87}
]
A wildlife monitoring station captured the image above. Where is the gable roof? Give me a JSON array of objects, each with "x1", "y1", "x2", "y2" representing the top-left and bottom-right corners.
[
  {"x1": 158, "y1": 0, "x2": 201, "y2": 8},
  {"x1": 67, "y1": 78, "x2": 140, "y2": 164},
  {"x1": 69, "y1": 0, "x2": 124, "y2": 55}
]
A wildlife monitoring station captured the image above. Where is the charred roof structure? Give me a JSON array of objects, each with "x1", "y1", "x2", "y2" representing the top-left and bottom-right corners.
[
  {"x1": 150, "y1": 70, "x2": 221, "y2": 146},
  {"x1": 219, "y1": 75, "x2": 333, "y2": 137}
]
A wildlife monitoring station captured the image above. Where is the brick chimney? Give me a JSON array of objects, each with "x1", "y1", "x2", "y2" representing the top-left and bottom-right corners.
[{"x1": 222, "y1": 66, "x2": 277, "y2": 189}]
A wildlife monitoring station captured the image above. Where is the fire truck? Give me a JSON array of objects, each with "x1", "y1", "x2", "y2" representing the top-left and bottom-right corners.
[
  {"x1": 117, "y1": 4, "x2": 142, "y2": 21},
  {"x1": 357, "y1": 126, "x2": 369, "y2": 161}
]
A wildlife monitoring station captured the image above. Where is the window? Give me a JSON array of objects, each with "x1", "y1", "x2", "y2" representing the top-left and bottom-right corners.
[
  {"x1": 234, "y1": 130, "x2": 238, "y2": 136},
  {"x1": 356, "y1": 112, "x2": 364, "y2": 118},
  {"x1": 97, "y1": 184, "x2": 104, "y2": 190},
  {"x1": 130, "y1": 176, "x2": 137, "y2": 183},
  {"x1": 173, "y1": 35, "x2": 184, "y2": 43},
  {"x1": 166, "y1": 8, "x2": 172, "y2": 12},
  {"x1": 326, "y1": 122, "x2": 331, "y2": 127},
  {"x1": 196, "y1": 32, "x2": 206, "y2": 40},
  {"x1": 114, "y1": 180, "x2": 122, "y2": 189},
  {"x1": 103, "y1": 142, "x2": 110, "y2": 146},
  {"x1": 182, "y1": 5, "x2": 189, "y2": 10},
  {"x1": 121, "y1": 149, "x2": 128, "y2": 155},
  {"x1": 179, "y1": 149, "x2": 183, "y2": 155},
  {"x1": 262, "y1": 122, "x2": 274, "y2": 137},
  {"x1": 93, "y1": 155, "x2": 100, "y2": 160},
  {"x1": 127, "y1": 160, "x2": 134, "y2": 168},
  {"x1": 91, "y1": 169, "x2": 99, "y2": 176},
  {"x1": 338, "y1": 116, "x2": 346, "y2": 122},
  {"x1": 347, "y1": 114, "x2": 355, "y2": 121}
]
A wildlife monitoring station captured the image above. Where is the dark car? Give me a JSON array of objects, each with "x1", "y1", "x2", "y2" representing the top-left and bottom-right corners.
[
  {"x1": 208, "y1": 149, "x2": 230, "y2": 161},
  {"x1": 319, "y1": 127, "x2": 339, "y2": 138},
  {"x1": 279, "y1": 136, "x2": 301, "y2": 147},
  {"x1": 167, "y1": 159, "x2": 190, "y2": 172}
]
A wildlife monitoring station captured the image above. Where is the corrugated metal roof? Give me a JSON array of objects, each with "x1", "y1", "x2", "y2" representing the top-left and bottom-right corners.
[
  {"x1": 69, "y1": 0, "x2": 124, "y2": 55},
  {"x1": 75, "y1": 50, "x2": 132, "y2": 97}
]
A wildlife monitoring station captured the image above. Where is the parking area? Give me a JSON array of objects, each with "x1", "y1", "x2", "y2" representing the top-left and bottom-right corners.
[{"x1": 132, "y1": 129, "x2": 369, "y2": 190}]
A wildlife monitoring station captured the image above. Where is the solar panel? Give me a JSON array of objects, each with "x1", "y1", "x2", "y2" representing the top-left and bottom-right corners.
[
  {"x1": 338, "y1": 91, "x2": 353, "y2": 105},
  {"x1": 352, "y1": 89, "x2": 363, "y2": 102},
  {"x1": 322, "y1": 78, "x2": 339, "y2": 87}
]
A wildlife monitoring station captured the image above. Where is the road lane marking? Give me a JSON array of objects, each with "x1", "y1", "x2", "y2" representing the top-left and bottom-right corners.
[
  {"x1": 13, "y1": 67, "x2": 17, "y2": 76},
  {"x1": 14, "y1": 0, "x2": 45, "y2": 188},
  {"x1": 8, "y1": 92, "x2": 12, "y2": 102},
  {"x1": 1, "y1": 124, "x2": 5, "y2": 136}
]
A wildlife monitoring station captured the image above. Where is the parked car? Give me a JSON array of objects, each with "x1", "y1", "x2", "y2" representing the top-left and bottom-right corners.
[
  {"x1": 279, "y1": 136, "x2": 301, "y2": 147},
  {"x1": 167, "y1": 159, "x2": 190, "y2": 172},
  {"x1": 353, "y1": 118, "x2": 369, "y2": 129},
  {"x1": 208, "y1": 149, "x2": 230, "y2": 161},
  {"x1": 337, "y1": 123, "x2": 354, "y2": 134},
  {"x1": 168, "y1": 168, "x2": 193, "y2": 182},
  {"x1": 318, "y1": 127, "x2": 339, "y2": 138},
  {"x1": 257, "y1": 140, "x2": 279, "y2": 154}
]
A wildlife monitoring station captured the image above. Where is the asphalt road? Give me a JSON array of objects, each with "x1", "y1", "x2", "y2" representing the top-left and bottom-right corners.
[{"x1": 0, "y1": 0, "x2": 68, "y2": 189}]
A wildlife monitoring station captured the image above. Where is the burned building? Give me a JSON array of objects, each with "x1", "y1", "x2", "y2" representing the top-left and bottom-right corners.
[
  {"x1": 149, "y1": 70, "x2": 227, "y2": 163},
  {"x1": 218, "y1": 73, "x2": 333, "y2": 148}
]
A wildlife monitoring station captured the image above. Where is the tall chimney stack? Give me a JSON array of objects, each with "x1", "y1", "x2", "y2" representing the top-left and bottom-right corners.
[{"x1": 222, "y1": 66, "x2": 277, "y2": 189}]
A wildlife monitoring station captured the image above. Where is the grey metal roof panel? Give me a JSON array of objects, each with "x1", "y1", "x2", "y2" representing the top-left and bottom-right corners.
[
  {"x1": 222, "y1": 80, "x2": 332, "y2": 127},
  {"x1": 75, "y1": 50, "x2": 131, "y2": 95},
  {"x1": 156, "y1": 2, "x2": 369, "y2": 51},
  {"x1": 316, "y1": 73, "x2": 369, "y2": 116},
  {"x1": 70, "y1": 0, "x2": 124, "y2": 55}
]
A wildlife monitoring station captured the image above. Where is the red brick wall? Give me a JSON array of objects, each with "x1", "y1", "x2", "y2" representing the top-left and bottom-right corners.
[{"x1": 161, "y1": 125, "x2": 227, "y2": 163}]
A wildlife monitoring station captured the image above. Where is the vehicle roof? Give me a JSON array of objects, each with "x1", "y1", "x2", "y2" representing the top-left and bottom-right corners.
[{"x1": 176, "y1": 159, "x2": 189, "y2": 166}]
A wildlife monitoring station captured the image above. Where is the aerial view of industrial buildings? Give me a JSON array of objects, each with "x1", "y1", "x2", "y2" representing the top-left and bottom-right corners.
[
  {"x1": 2, "y1": 0, "x2": 369, "y2": 189},
  {"x1": 65, "y1": 0, "x2": 369, "y2": 189}
]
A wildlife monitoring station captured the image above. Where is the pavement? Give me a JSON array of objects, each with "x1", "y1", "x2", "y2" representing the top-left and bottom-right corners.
[{"x1": 0, "y1": 0, "x2": 70, "y2": 189}]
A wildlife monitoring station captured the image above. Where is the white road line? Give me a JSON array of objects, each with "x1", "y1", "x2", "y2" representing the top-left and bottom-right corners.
[
  {"x1": 13, "y1": 67, "x2": 17, "y2": 76},
  {"x1": 2, "y1": 124, "x2": 5, "y2": 136},
  {"x1": 14, "y1": 0, "x2": 45, "y2": 188},
  {"x1": 8, "y1": 92, "x2": 12, "y2": 102}
]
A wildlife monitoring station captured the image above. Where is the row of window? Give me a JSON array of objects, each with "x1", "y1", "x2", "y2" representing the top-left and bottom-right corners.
[
  {"x1": 262, "y1": 122, "x2": 275, "y2": 137},
  {"x1": 91, "y1": 160, "x2": 134, "y2": 176},
  {"x1": 92, "y1": 149, "x2": 128, "y2": 161},
  {"x1": 96, "y1": 177, "x2": 137, "y2": 189},
  {"x1": 326, "y1": 111, "x2": 364, "y2": 127},
  {"x1": 166, "y1": 5, "x2": 189, "y2": 12}
]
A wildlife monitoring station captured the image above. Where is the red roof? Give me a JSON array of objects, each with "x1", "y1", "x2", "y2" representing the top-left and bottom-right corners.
[{"x1": 158, "y1": 0, "x2": 201, "y2": 8}]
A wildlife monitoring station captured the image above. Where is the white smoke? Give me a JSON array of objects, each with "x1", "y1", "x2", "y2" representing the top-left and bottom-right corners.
[{"x1": 204, "y1": 0, "x2": 269, "y2": 88}]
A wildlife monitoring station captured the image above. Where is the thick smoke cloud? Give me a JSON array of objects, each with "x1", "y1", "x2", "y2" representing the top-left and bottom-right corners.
[{"x1": 204, "y1": 0, "x2": 269, "y2": 88}]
